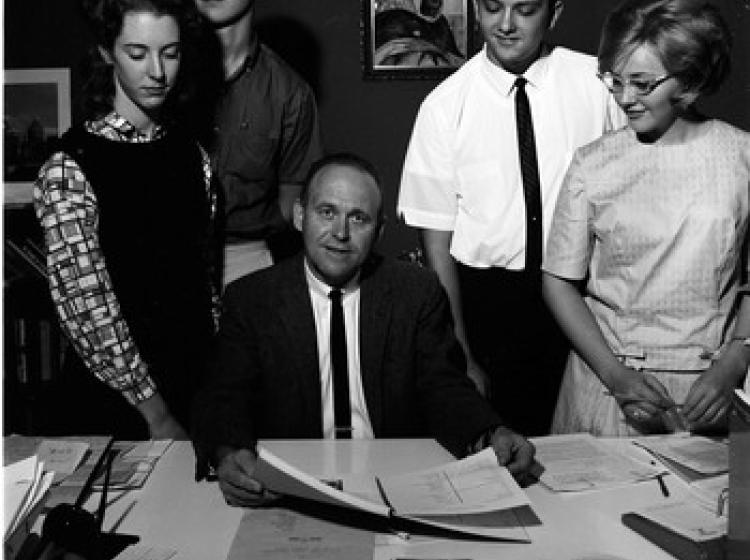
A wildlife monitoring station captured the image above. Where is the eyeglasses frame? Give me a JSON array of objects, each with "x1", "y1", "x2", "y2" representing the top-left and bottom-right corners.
[{"x1": 597, "y1": 71, "x2": 673, "y2": 96}]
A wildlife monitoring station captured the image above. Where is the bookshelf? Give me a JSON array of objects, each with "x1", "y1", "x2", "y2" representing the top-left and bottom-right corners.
[{"x1": 4, "y1": 204, "x2": 69, "y2": 435}]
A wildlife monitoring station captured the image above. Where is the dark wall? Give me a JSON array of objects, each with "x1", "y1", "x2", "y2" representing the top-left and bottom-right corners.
[{"x1": 6, "y1": 0, "x2": 749, "y2": 257}]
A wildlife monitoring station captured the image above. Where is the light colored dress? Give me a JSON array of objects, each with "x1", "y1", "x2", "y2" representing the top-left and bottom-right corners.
[{"x1": 543, "y1": 120, "x2": 750, "y2": 436}]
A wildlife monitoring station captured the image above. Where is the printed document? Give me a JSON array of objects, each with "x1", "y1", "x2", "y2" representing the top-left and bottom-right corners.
[
  {"x1": 533, "y1": 433, "x2": 663, "y2": 492},
  {"x1": 632, "y1": 434, "x2": 728, "y2": 476},
  {"x1": 254, "y1": 446, "x2": 532, "y2": 541},
  {"x1": 378, "y1": 447, "x2": 529, "y2": 515}
]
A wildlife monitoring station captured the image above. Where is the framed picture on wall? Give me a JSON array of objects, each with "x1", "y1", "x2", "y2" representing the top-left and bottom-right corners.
[
  {"x1": 4, "y1": 68, "x2": 71, "y2": 205},
  {"x1": 362, "y1": 0, "x2": 475, "y2": 79}
]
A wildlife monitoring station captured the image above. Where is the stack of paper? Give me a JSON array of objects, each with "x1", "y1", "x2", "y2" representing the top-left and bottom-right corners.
[
  {"x1": 253, "y1": 446, "x2": 535, "y2": 541},
  {"x1": 3, "y1": 436, "x2": 172, "y2": 510},
  {"x1": 532, "y1": 433, "x2": 664, "y2": 492},
  {"x1": 4, "y1": 456, "x2": 54, "y2": 555},
  {"x1": 632, "y1": 434, "x2": 729, "y2": 517},
  {"x1": 632, "y1": 434, "x2": 728, "y2": 478},
  {"x1": 94, "y1": 440, "x2": 173, "y2": 490}
]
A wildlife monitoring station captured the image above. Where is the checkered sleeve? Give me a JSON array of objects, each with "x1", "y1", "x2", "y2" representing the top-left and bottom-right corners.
[{"x1": 33, "y1": 152, "x2": 157, "y2": 404}]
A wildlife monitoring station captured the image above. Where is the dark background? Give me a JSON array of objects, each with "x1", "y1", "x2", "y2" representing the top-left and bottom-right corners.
[{"x1": 4, "y1": 0, "x2": 749, "y2": 257}]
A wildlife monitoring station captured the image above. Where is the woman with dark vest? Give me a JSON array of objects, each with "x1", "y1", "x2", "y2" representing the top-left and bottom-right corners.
[{"x1": 33, "y1": 0, "x2": 219, "y2": 439}]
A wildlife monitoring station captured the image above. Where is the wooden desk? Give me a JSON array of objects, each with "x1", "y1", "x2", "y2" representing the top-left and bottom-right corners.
[{"x1": 83, "y1": 439, "x2": 689, "y2": 560}]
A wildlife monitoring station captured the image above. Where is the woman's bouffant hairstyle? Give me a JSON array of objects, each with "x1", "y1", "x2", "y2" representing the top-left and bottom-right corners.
[
  {"x1": 78, "y1": 0, "x2": 215, "y2": 125},
  {"x1": 598, "y1": 0, "x2": 732, "y2": 96}
]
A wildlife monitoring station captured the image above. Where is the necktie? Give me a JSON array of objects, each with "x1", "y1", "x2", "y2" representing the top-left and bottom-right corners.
[
  {"x1": 514, "y1": 77, "x2": 543, "y2": 273},
  {"x1": 329, "y1": 289, "x2": 351, "y2": 438}
]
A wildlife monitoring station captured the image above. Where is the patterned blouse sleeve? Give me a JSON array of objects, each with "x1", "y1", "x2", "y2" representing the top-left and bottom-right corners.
[{"x1": 33, "y1": 151, "x2": 157, "y2": 404}]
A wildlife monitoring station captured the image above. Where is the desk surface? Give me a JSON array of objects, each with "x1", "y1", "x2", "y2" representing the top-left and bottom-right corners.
[{"x1": 86, "y1": 439, "x2": 687, "y2": 560}]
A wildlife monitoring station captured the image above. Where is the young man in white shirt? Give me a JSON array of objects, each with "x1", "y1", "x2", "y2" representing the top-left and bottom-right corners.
[{"x1": 397, "y1": 0, "x2": 624, "y2": 435}]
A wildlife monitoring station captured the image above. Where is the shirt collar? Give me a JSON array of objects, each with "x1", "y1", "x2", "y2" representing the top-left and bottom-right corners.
[
  {"x1": 87, "y1": 111, "x2": 165, "y2": 142},
  {"x1": 225, "y1": 34, "x2": 261, "y2": 84},
  {"x1": 303, "y1": 259, "x2": 360, "y2": 299},
  {"x1": 480, "y1": 44, "x2": 553, "y2": 97}
]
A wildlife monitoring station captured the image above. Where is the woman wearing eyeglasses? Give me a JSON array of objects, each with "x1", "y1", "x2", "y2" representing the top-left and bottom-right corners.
[{"x1": 541, "y1": 0, "x2": 750, "y2": 436}]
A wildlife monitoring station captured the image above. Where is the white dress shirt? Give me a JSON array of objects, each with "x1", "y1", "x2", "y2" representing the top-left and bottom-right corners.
[
  {"x1": 304, "y1": 261, "x2": 374, "y2": 439},
  {"x1": 398, "y1": 46, "x2": 626, "y2": 269}
]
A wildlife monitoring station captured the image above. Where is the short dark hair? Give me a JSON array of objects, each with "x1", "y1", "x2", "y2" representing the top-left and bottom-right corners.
[
  {"x1": 598, "y1": 0, "x2": 731, "y2": 95},
  {"x1": 301, "y1": 153, "x2": 385, "y2": 223},
  {"x1": 78, "y1": 0, "x2": 209, "y2": 123}
]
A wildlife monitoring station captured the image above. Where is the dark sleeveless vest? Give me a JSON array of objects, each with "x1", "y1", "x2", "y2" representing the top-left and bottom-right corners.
[{"x1": 56, "y1": 125, "x2": 215, "y2": 434}]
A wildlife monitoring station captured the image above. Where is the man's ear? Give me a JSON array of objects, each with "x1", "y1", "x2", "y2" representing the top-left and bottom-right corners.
[
  {"x1": 98, "y1": 45, "x2": 114, "y2": 65},
  {"x1": 292, "y1": 198, "x2": 304, "y2": 233},
  {"x1": 376, "y1": 215, "x2": 386, "y2": 243},
  {"x1": 548, "y1": 1, "x2": 564, "y2": 31}
]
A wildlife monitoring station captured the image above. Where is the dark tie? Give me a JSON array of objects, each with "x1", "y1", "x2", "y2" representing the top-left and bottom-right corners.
[
  {"x1": 514, "y1": 76, "x2": 543, "y2": 273},
  {"x1": 329, "y1": 289, "x2": 351, "y2": 438}
]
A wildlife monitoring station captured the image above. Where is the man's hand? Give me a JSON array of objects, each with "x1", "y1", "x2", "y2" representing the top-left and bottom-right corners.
[
  {"x1": 488, "y1": 426, "x2": 535, "y2": 477},
  {"x1": 136, "y1": 393, "x2": 189, "y2": 440},
  {"x1": 216, "y1": 447, "x2": 279, "y2": 507}
]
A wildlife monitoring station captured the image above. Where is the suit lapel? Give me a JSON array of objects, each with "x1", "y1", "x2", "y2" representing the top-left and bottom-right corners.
[
  {"x1": 359, "y1": 260, "x2": 391, "y2": 436},
  {"x1": 277, "y1": 256, "x2": 323, "y2": 436}
]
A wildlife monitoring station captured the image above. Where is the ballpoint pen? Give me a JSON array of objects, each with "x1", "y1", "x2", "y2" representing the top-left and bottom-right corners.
[{"x1": 655, "y1": 473, "x2": 670, "y2": 498}]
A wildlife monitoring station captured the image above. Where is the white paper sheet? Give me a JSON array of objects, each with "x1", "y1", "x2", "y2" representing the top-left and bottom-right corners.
[
  {"x1": 632, "y1": 434, "x2": 728, "y2": 475},
  {"x1": 631, "y1": 500, "x2": 727, "y2": 542},
  {"x1": 226, "y1": 509, "x2": 373, "y2": 560},
  {"x1": 379, "y1": 448, "x2": 530, "y2": 515},
  {"x1": 36, "y1": 439, "x2": 89, "y2": 483},
  {"x1": 533, "y1": 433, "x2": 663, "y2": 492}
]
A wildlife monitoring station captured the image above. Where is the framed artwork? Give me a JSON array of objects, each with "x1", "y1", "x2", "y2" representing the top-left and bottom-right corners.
[
  {"x1": 362, "y1": 0, "x2": 475, "y2": 79},
  {"x1": 4, "y1": 68, "x2": 71, "y2": 205}
]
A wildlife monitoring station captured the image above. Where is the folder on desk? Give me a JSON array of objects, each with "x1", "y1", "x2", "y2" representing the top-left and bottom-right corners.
[{"x1": 253, "y1": 446, "x2": 534, "y2": 541}]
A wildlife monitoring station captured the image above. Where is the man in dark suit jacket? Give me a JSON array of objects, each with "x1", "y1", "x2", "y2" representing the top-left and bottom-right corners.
[{"x1": 193, "y1": 153, "x2": 535, "y2": 506}]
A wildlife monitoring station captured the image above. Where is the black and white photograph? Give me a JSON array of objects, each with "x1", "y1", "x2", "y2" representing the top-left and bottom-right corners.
[
  {"x1": 4, "y1": 68, "x2": 71, "y2": 204},
  {"x1": 363, "y1": 0, "x2": 472, "y2": 78},
  {"x1": 2, "y1": 1, "x2": 749, "y2": 558}
]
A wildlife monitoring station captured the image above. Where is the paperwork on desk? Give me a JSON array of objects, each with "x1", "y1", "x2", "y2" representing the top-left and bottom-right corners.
[
  {"x1": 533, "y1": 433, "x2": 664, "y2": 492},
  {"x1": 631, "y1": 434, "x2": 728, "y2": 477},
  {"x1": 3, "y1": 435, "x2": 172, "y2": 509},
  {"x1": 4, "y1": 455, "x2": 54, "y2": 544},
  {"x1": 629, "y1": 433, "x2": 730, "y2": 518},
  {"x1": 227, "y1": 508, "x2": 373, "y2": 560},
  {"x1": 254, "y1": 446, "x2": 533, "y2": 541}
]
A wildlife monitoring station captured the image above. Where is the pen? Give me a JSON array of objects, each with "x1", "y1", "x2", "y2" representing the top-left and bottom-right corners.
[{"x1": 656, "y1": 474, "x2": 669, "y2": 498}]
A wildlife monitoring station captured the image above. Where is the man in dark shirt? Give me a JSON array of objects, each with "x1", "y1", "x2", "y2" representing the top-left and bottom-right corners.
[{"x1": 194, "y1": 0, "x2": 324, "y2": 287}]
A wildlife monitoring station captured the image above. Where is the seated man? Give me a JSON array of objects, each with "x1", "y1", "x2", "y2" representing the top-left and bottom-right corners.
[{"x1": 193, "y1": 153, "x2": 534, "y2": 506}]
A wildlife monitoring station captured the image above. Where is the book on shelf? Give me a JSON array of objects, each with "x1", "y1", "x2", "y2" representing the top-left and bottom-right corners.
[
  {"x1": 4, "y1": 238, "x2": 46, "y2": 280},
  {"x1": 7, "y1": 316, "x2": 66, "y2": 384}
]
